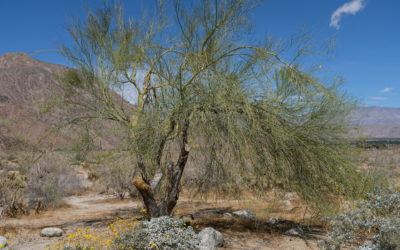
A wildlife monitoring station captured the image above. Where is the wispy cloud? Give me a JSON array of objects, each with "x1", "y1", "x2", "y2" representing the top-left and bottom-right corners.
[
  {"x1": 371, "y1": 97, "x2": 387, "y2": 101},
  {"x1": 380, "y1": 87, "x2": 393, "y2": 93},
  {"x1": 330, "y1": 0, "x2": 366, "y2": 29}
]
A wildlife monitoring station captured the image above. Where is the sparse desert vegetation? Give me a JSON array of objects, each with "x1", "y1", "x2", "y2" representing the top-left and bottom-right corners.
[{"x1": 1, "y1": 1, "x2": 399, "y2": 250}]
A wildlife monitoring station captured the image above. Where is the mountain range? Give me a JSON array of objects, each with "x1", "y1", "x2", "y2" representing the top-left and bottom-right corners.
[{"x1": 350, "y1": 106, "x2": 400, "y2": 138}]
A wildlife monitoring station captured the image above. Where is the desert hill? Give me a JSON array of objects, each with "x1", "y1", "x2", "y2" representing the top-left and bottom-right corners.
[
  {"x1": 351, "y1": 106, "x2": 400, "y2": 138},
  {"x1": 0, "y1": 52, "x2": 130, "y2": 153}
]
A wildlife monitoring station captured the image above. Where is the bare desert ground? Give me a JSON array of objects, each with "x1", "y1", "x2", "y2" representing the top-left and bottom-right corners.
[{"x1": 1, "y1": 192, "x2": 323, "y2": 249}]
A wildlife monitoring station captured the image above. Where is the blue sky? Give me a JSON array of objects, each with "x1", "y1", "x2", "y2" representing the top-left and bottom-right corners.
[{"x1": 1, "y1": 0, "x2": 399, "y2": 107}]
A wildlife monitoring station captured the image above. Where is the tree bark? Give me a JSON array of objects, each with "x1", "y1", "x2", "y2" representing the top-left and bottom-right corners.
[
  {"x1": 160, "y1": 120, "x2": 190, "y2": 215},
  {"x1": 132, "y1": 176, "x2": 161, "y2": 217},
  {"x1": 133, "y1": 120, "x2": 190, "y2": 218}
]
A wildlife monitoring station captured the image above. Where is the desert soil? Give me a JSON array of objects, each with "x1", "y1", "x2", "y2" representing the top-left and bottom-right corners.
[{"x1": 1, "y1": 194, "x2": 321, "y2": 250}]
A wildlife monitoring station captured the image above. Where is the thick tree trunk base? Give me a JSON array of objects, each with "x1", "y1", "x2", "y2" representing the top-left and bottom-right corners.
[{"x1": 133, "y1": 177, "x2": 161, "y2": 217}]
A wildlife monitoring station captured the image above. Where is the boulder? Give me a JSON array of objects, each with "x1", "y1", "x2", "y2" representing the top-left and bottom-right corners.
[
  {"x1": 198, "y1": 227, "x2": 224, "y2": 250},
  {"x1": 0, "y1": 236, "x2": 8, "y2": 250},
  {"x1": 232, "y1": 209, "x2": 256, "y2": 220},
  {"x1": 40, "y1": 227, "x2": 63, "y2": 237}
]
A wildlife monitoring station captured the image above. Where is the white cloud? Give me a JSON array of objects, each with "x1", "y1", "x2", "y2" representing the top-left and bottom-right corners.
[
  {"x1": 371, "y1": 96, "x2": 387, "y2": 101},
  {"x1": 330, "y1": 0, "x2": 366, "y2": 29},
  {"x1": 380, "y1": 87, "x2": 393, "y2": 93}
]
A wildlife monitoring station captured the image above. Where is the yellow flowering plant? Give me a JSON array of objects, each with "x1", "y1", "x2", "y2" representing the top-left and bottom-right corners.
[{"x1": 48, "y1": 218, "x2": 139, "y2": 250}]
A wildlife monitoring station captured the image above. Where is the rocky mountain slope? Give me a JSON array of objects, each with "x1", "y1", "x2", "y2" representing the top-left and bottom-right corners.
[{"x1": 0, "y1": 52, "x2": 130, "y2": 153}]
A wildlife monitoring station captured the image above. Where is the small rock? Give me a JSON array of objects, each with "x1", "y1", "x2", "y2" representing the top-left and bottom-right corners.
[
  {"x1": 40, "y1": 227, "x2": 63, "y2": 237},
  {"x1": 222, "y1": 212, "x2": 233, "y2": 218},
  {"x1": 279, "y1": 200, "x2": 292, "y2": 207},
  {"x1": 232, "y1": 209, "x2": 256, "y2": 220},
  {"x1": 179, "y1": 214, "x2": 194, "y2": 223},
  {"x1": 198, "y1": 227, "x2": 224, "y2": 250},
  {"x1": 0, "y1": 236, "x2": 8, "y2": 250},
  {"x1": 267, "y1": 217, "x2": 280, "y2": 224},
  {"x1": 284, "y1": 192, "x2": 299, "y2": 200},
  {"x1": 284, "y1": 228, "x2": 303, "y2": 237}
]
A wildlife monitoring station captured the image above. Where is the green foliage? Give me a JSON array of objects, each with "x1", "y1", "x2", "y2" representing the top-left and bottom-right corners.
[{"x1": 60, "y1": 0, "x2": 366, "y2": 212}]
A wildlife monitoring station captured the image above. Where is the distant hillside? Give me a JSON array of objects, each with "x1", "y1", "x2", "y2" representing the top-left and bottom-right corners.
[
  {"x1": 351, "y1": 107, "x2": 400, "y2": 138},
  {"x1": 0, "y1": 52, "x2": 131, "y2": 153}
]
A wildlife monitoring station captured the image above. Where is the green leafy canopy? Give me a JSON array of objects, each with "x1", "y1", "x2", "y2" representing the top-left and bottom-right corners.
[{"x1": 60, "y1": 0, "x2": 368, "y2": 210}]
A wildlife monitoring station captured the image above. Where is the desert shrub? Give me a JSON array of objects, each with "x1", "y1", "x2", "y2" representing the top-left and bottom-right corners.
[
  {"x1": 26, "y1": 155, "x2": 84, "y2": 209},
  {"x1": 325, "y1": 188, "x2": 400, "y2": 249},
  {"x1": 114, "y1": 216, "x2": 200, "y2": 250},
  {"x1": 0, "y1": 172, "x2": 28, "y2": 218},
  {"x1": 101, "y1": 156, "x2": 136, "y2": 199}
]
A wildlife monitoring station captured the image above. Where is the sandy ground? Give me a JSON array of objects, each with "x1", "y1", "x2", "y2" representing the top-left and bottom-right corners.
[
  {"x1": 3, "y1": 194, "x2": 138, "y2": 228},
  {"x1": 1, "y1": 194, "x2": 322, "y2": 250}
]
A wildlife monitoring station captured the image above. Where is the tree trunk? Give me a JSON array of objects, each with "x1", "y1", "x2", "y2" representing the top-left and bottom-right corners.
[
  {"x1": 133, "y1": 120, "x2": 190, "y2": 218},
  {"x1": 133, "y1": 176, "x2": 161, "y2": 217},
  {"x1": 159, "y1": 119, "x2": 190, "y2": 215}
]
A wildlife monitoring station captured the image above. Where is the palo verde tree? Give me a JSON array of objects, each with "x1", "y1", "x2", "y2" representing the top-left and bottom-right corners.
[{"x1": 60, "y1": 0, "x2": 365, "y2": 217}]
